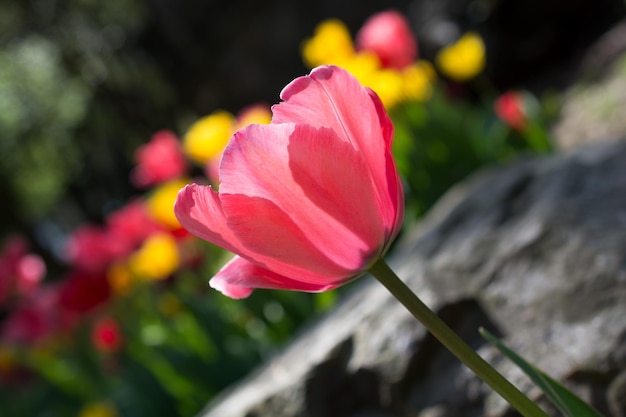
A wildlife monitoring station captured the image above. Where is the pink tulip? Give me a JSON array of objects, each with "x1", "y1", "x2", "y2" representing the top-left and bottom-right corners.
[
  {"x1": 131, "y1": 130, "x2": 188, "y2": 188},
  {"x1": 175, "y1": 65, "x2": 404, "y2": 298},
  {"x1": 14, "y1": 254, "x2": 46, "y2": 296},
  {"x1": 356, "y1": 10, "x2": 418, "y2": 69},
  {"x1": 64, "y1": 225, "x2": 124, "y2": 272},
  {"x1": 0, "y1": 235, "x2": 46, "y2": 305},
  {"x1": 106, "y1": 199, "x2": 164, "y2": 249}
]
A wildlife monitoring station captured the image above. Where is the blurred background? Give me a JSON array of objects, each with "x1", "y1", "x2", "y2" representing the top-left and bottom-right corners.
[{"x1": 1, "y1": 0, "x2": 625, "y2": 416}]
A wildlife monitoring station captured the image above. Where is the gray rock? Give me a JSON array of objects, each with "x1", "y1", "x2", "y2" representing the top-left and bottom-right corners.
[
  {"x1": 198, "y1": 140, "x2": 626, "y2": 417},
  {"x1": 551, "y1": 52, "x2": 626, "y2": 151}
]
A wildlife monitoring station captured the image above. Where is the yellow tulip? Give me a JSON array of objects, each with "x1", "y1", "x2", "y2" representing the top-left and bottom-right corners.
[
  {"x1": 183, "y1": 110, "x2": 235, "y2": 164},
  {"x1": 129, "y1": 233, "x2": 179, "y2": 281},
  {"x1": 363, "y1": 68, "x2": 405, "y2": 109},
  {"x1": 436, "y1": 32, "x2": 485, "y2": 81},
  {"x1": 301, "y1": 19, "x2": 355, "y2": 68},
  {"x1": 235, "y1": 104, "x2": 272, "y2": 129},
  {"x1": 147, "y1": 179, "x2": 188, "y2": 229},
  {"x1": 402, "y1": 60, "x2": 436, "y2": 102}
]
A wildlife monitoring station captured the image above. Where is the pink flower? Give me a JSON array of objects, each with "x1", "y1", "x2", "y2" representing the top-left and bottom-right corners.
[
  {"x1": 356, "y1": 10, "x2": 418, "y2": 69},
  {"x1": 0, "y1": 235, "x2": 46, "y2": 305},
  {"x1": 64, "y1": 225, "x2": 123, "y2": 272},
  {"x1": 14, "y1": 254, "x2": 45, "y2": 296},
  {"x1": 175, "y1": 66, "x2": 404, "y2": 298},
  {"x1": 131, "y1": 130, "x2": 188, "y2": 188},
  {"x1": 106, "y1": 199, "x2": 164, "y2": 250}
]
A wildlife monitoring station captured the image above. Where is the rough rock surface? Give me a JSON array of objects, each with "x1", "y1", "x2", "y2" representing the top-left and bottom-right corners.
[{"x1": 198, "y1": 140, "x2": 626, "y2": 417}]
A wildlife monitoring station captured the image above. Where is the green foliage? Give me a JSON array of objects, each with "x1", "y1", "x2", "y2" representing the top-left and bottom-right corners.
[
  {"x1": 480, "y1": 328, "x2": 606, "y2": 417},
  {"x1": 0, "y1": 35, "x2": 89, "y2": 217},
  {"x1": 392, "y1": 86, "x2": 553, "y2": 223},
  {"x1": 0, "y1": 0, "x2": 173, "y2": 222}
]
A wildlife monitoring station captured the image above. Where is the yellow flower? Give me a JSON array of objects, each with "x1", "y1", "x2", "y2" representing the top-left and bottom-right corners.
[
  {"x1": 402, "y1": 60, "x2": 436, "y2": 102},
  {"x1": 78, "y1": 402, "x2": 118, "y2": 417},
  {"x1": 129, "y1": 233, "x2": 179, "y2": 281},
  {"x1": 333, "y1": 51, "x2": 381, "y2": 85},
  {"x1": 235, "y1": 104, "x2": 272, "y2": 130},
  {"x1": 300, "y1": 17, "x2": 439, "y2": 108},
  {"x1": 364, "y1": 68, "x2": 405, "y2": 109},
  {"x1": 352, "y1": 59, "x2": 437, "y2": 109},
  {"x1": 436, "y1": 32, "x2": 485, "y2": 81},
  {"x1": 183, "y1": 110, "x2": 235, "y2": 164},
  {"x1": 302, "y1": 19, "x2": 355, "y2": 68},
  {"x1": 147, "y1": 179, "x2": 188, "y2": 229}
]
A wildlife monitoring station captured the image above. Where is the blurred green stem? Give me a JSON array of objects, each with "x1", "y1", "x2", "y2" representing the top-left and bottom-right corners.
[{"x1": 369, "y1": 258, "x2": 549, "y2": 417}]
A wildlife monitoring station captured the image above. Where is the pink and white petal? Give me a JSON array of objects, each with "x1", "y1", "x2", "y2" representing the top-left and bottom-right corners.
[
  {"x1": 209, "y1": 276, "x2": 254, "y2": 299},
  {"x1": 220, "y1": 123, "x2": 384, "y2": 270},
  {"x1": 210, "y1": 256, "x2": 342, "y2": 299},
  {"x1": 174, "y1": 183, "x2": 244, "y2": 255}
]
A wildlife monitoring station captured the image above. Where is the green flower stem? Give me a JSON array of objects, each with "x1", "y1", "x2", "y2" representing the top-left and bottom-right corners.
[{"x1": 369, "y1": 258, "x2": 549, "y2": 417}]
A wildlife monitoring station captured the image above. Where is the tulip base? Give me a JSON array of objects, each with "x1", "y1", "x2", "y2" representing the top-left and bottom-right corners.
[{"x1": 368, "y1": 258, "x2": 549, "y2": 417}]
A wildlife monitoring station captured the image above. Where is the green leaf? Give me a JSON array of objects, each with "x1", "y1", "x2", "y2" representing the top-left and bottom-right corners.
[{"x1": 480, "y1": 328, "x2": 606, "y2": 417}]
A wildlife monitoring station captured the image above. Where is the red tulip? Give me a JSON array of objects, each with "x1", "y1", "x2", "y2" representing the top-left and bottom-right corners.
[
  {"x1": 356, "y1": 10, "x2": 418, "y2": 69},
  {"x1": 175, "y1": 66, "x2": 404, "y2": 298},
  {"x1": 494, "y1": 91, "x2": 527, "y2": 131},
  {"x1": 58, "y1": 270, "x2": 111, "y2": 315},
  {"x1": 91, "y1": 317, "x2": 123, "y2": 354},
  {"x1": 131, "y1": 130, "x2": 188, "y2": 188}
]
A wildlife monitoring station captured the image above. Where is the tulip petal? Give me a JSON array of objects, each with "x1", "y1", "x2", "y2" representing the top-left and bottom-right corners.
[
  {"x1": 174, "y1": 180, "x2": 353, "y2": 284},
  {"x1": 287, "y1": 124, "x2": 387, "y2": 248},
  {"x1": 210, "y1": 256, "x2": 343, "y2": 298},
  {"x1": 220, "y1": 123, "x2": 385, "y2": 274},
  {"x1": 274, "y1": 66, "x2": 393, "y2": 149},
  {"x1": 272, "y1": 66, "x2": 401, "y2": 237},
  {"x1": 209, "y1": 273, "x2": 254, "y2": 299},
  {"x1": 174, "y1": 183, "x2": 242, "y2": 255},
  {"x1": 368, "y1": 86, "x2": 405, "y2": 238},
  {"x1": 222, "y1": 194, "x2": 350, "y2": 281}
]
